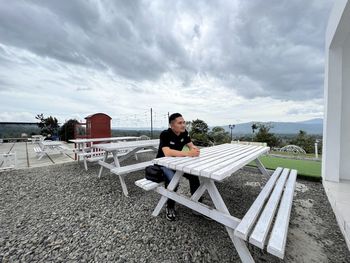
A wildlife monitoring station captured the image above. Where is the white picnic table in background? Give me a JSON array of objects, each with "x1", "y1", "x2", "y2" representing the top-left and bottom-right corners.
[
  {"x1": 34, "y1": 141, "x2": 68, "y2": 160},
  {"x1": 93, "y1": 139, "x2": 160, "y2": 196},
  {"x1": 69, "y1": 136, "x2": 140, "y2": 170},
  {"x1": 151, "y1": 143, "x2": 270, "y2": 262}
]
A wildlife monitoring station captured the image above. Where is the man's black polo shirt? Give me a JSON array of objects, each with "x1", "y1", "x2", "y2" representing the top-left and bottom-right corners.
[{"x1": 156, "y1": 128, "x2": 191, "y2": 158}]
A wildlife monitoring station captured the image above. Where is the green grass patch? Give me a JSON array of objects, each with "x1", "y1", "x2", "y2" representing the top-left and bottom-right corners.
[{"x1": 249, "y1": 155, "x2": 321, "y2": 181}]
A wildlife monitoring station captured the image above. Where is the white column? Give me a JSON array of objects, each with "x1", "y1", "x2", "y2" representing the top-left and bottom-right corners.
[
  {"x1": 322, "y1": 47, "x2": 342, "y2": 182},
  {"x1": 339, "y1": 36, "x2": 350, "y2": 180}
]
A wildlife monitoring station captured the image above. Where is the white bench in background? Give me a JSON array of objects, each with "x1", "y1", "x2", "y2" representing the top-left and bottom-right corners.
[
  {"x1": 234, "y1": 167, "x2": 297, "y2": 261},
  {"x1": 0, "y1": 152, "x2": 16, "y2": 170},
  {"x1": 99, "y1": 160, "x2": 153, "y2": 197},
  {"x1": 33, "y1": 146, "x2": 46, "y2": 160}
]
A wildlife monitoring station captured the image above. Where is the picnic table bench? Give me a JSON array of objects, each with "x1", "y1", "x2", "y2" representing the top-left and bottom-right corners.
[
  {"x1": 93, "y1": 139, "x2": 159, "y2": 197},
  {"x1": 135, "y1": 143, "x2": 298, "y2": 262}
]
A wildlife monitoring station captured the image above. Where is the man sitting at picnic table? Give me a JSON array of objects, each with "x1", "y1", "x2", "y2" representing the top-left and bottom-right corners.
[{"x1": 156, "y1": 113, "x2": 201, "y2": 221}]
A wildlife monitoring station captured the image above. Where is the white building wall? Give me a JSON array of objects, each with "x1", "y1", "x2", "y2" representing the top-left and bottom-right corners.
[
  {"x1": 323, "y1": 0, "x2": 350, "y2": 182},
  {"x1": 340, "y1": 35, "x2": 350, "y2": 180},
  {"x1": 322, "y1": 48, "x2": 342, "y2": 182}
]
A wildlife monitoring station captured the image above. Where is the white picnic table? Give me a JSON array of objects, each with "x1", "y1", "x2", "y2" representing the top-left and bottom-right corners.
[
  {"x1": 69, "y1": 136, "x2": 140, "y2": 170},
  {"x1": 30, "y1": 135, "x2": 45, "y2": 144},
  {"x1": 151, "y1": 143, "x2": 270, "y2": 262},
  {"x1": 41, "y1": 141, "x2": 64, "y2": 148},
  {"x1": 70, "y1": 136, "x2": 139, "y2": 155},
  {"x1": 34, "y1": 141, "x2": 68, "y2": 160},
  {"x1": 93, "y1": 139, "x2": 160, "y2": 196}
]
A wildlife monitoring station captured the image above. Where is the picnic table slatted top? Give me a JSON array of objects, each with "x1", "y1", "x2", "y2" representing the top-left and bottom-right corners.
[
  {"x1": 153, "y1": 143, "x2": 270, "y2": 182},
  {"x1": 93, "y1": 139, "x2": 160, "y2": 151},
  {"x1": 69, "y1": 137, "x2": 139, "y2": 143}
]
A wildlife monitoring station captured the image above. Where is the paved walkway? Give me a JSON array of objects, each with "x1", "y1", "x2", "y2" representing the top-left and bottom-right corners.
[{"x1": 0, "y1": 142, "x2": 75, "y2": 170}]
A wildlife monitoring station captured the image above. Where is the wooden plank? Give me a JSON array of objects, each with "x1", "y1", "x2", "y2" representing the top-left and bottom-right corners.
[
  {"x1": 97, "y1": 160, "x2": 115, "y2": 170},
  {"x1": 267, "y1": 169, "x2": 297, "y2": 259},
  {"x1": 86, "y1": 156, "x2": 104, "y2": 162},
  {"x1": 135, "y1": 178, "x2": 160, "y2": 191},
  {"x1": 179, "y1": 145, "x2": 249, "y2": 173},
  {"x1": 166, "y1": 145, "x2": 244, "y2": 171},
  {"x1": 155, "y1": 187, "x2": 241, "y2": 229},
  {"x1": 234, "y1": 167, "x2": 283, "y2": 240},
  {"x1": 167, "y1": 143, "x2": 237, "y2": 169},
  {"x1": 197, "y1": 146, "x2": 267, "y2": 178},
  {"x1": 210, "y1": 147, "x2": 270, "y2": 181},
  {"x1": 95, "y1": 139, "x2": 159, "y2": 151},
  {"x1": 191, "y1": 146, "x2": 258, "y2": 176},
  {"x1": 111, "y1": 161, "x2": 153, "y2": 175},
  {"x1": 154, "y1": 143, "x2": 234, "y2": 169},
  {"x1": 249, "y1": 168, "x2": 290, "y2": 249}
]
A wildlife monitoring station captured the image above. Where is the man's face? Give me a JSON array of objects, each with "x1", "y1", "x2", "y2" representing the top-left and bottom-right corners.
[{"x1": 171, "y1": 117, "x2": 186, "y2": 133}]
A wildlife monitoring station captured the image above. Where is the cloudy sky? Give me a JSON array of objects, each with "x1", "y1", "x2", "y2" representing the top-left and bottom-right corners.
[{"x1": 0, "y1": 0, "x2": 334, "y2": 128}]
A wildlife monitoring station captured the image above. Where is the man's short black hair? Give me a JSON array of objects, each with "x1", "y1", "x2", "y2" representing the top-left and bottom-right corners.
[{"x1": 169, "y1": 113, "x2": 182, "y2": 124}]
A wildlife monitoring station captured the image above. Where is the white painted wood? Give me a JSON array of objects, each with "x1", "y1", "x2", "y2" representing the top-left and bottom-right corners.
[
  {"x1": 249, "y1": 169, "x2": 290, "y2": 249},
  {"x1": 152, "y1": 171, "x2": 183, "y2": 216},
  {"x1": 86, "y1": 156, "x2": 104, "y2": 162},
  {"x1": 190, "y1": 183, "x2": 208, "y2": 201},
  {"x1": 267, "y1": 169, "x2": 297, "y2": 259},
  {"x1": 193, "y1": 146, "x2": 258, "y2": 177},
  {"x1": 155, "y1": 187, "x2": 241, "y2": 229},
  {"x1": 70, "y1": 136, "x2": 139, "y2": 144},
  {"x1": 181, "y1": 145, "x2": 251, "y2": 174},
  {"x1": 0, "y1": 152, "x2": 16, "y2": 170},
  {"x1": 204, "y1": 179, "x2": 255, "y2": 263},
  {"x1": 231, "y1": 236, "x2": 255, "y2": 263},
  {"x1": 210, "y1": 147, "x2": 270, "y2": 181},
  {"x1": 78, "y1": 151, "x2": 105, "y2": 157},
  {"x1": 111, "y1": 161, "x2": 153, "y2": 175},
  {"x1": 118, "y1": 174, "x2": 128, "y2": 197},
  {"x1": 255, "y1": 158, "x2": 270, "y2": 177},
  {"x1": 235, "y1": 167, "x2": 283, "y2": 240},
  {"x1": 154, "y1": 143, "x2": 234, "y2": 169},
  {"x1": 95, "y1": 139, "x2": 159, "y2": 151},
  {"x1": 98, "y1": 158, "x2": 115, "y2": 171},
  {"x1": 135, "y1": 178, "x2": 160, "y2": 191}
]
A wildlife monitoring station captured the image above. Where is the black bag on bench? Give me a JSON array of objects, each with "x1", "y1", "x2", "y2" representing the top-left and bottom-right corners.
[{"x1": 145, "y1": 165, "x2": 164, "y2": 183}]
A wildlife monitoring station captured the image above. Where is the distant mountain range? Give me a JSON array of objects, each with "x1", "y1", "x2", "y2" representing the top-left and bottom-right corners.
[{"x1": 222, "y1": 118, "x2": 323, "y2": 135}]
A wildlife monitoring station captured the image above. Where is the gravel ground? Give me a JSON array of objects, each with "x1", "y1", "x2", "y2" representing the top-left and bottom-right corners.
[{"x1": 0, "y1": 157, "x2": 349, "y2": 263}]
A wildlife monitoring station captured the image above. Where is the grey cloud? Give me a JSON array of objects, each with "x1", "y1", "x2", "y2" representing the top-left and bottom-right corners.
[
  {"x1": 0, "y1": 0, "x2": 334, "y2": 101},
  {"x1": 287, "y1": 107, "x2": 323, "y2": 115},
  {"x1": 200, "y1": 0, "x2": 333, "y2": 100}
]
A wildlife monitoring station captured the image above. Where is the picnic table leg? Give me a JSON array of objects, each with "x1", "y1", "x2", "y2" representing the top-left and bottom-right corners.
[
  {"x1": 112, "y1": 151, "x2": 129, "y2": 197},
  {"x1": 206, "y1": 180, "x2": 255, "y2": 263},
  {"x1": 255, "y1": 158, "x2": 270, "y2": 177},
  {"x1": 152, "y1": 170, "x2": 183, "y2": 217},
  {"x1": 98, "y1": 151, "x2": 109, "y2": 178},
  {"x1": 190, "y1": 179, "x2": 208, "y2": 201}
]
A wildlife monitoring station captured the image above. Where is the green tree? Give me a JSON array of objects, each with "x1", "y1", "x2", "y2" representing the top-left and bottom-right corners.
[
  {"x1": 59, "y1": 119, "x2": 79, "y2": 142},
  {"x1": 251, "y1": 123, "x2": 258, "y2": 141},
  {"x1": 255, "y1": 124, "x2": 281, "y2": 147},
  {"x1": 35, "y1": 114, "x2": 59, "y2": 136},
  {"x1": 289, "y1": 130, "x2": 315, "y2": 153},
  {"x1": 189, "y1": 119, "x2": 211, "y2": 146},
  {"x1": 209, "y1": 126, "x2": 231, "y2": 145}
]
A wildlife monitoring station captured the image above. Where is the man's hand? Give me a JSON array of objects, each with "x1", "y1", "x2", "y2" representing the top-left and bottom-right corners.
[{"x1": 187, "y1": 147, "x2": 200, "y2": 157}]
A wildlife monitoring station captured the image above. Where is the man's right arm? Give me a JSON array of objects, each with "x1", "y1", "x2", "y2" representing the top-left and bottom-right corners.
[{"x1": 162, "y1": 147, "x2": 200, "y2": 157}]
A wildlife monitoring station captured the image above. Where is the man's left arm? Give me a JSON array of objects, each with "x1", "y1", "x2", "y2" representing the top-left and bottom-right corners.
[{"x1": 187, "y1": 141, "x2": 198, "y2": 150}]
